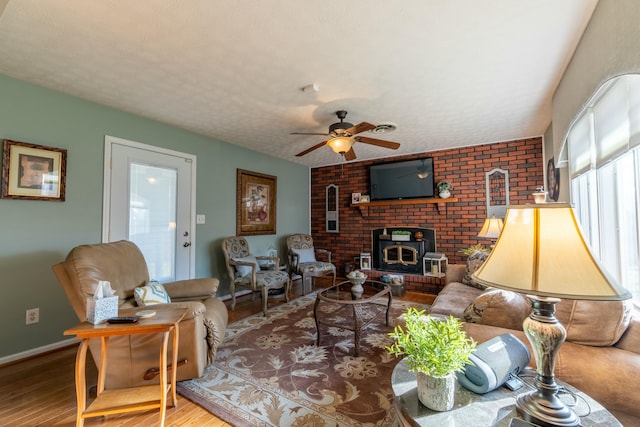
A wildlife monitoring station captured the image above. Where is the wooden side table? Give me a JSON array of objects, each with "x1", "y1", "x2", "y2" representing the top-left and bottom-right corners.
[{"x1": 64, "y1": 309, "x2": 186, "y2": 427}]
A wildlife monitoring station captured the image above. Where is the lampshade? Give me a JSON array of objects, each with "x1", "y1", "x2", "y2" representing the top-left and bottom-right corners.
[
  {"x1": 476, "y1": 216, "x2": 504, "y2": 239},
  {"x1": 473, "y1": 203, "x2": 630, "y2": 301},
  {"x1": 326, "y1": 136, "x2": 354, "y2": 154}
]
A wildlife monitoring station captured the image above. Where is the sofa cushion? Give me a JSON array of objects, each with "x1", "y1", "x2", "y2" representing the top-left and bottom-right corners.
[
  {"x1": 616, "y1": 309, "x2": 640, "y2": 354},
  {"x1": 461, "y1": 250, "x2": 489, "y2": 290},
  {"x1": 463, "y1": 288, "x2": 531, "y2": 331},
  {"x1": 555, "y1": 298, "x2": 634, "y2": 346},
  {"x1": 430, "y1": 282, "x2": 484, "y2": 319},
  {"x1": 134, "y1": 281, "x2": 171, "y2": 306}
]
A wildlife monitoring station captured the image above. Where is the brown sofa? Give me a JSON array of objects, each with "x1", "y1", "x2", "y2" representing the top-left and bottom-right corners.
[
  {"x1": 431, "y1": 263, "x2": 640, "y2": 425},
  {"x1": 53, "y1": 240, "x2": 228, "y2": 389}
]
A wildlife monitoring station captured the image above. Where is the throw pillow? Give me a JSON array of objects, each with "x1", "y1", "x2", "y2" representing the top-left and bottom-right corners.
[
  {"x1": 232, "y1": 255, "x2": 259, "y2": 277},
  {"x1": 462, "y1": 250, "x2": 490, "y2": 289},
  {"x1": 463, "y1": 289, "x2": 495, "y2": 323},
  {"x1": 463, "y1": 288, "x2": 530, "y2": 330},
  {"x1": 134, "y1": 281, "x2": 171, "y2": 306},
  {"x1": 292, "y1": 247, "x2": 317, "y2": 263}
]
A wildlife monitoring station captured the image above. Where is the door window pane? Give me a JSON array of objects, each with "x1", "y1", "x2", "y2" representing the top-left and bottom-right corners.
[{"x1": 129, "y1": 163, "x2": 178, "y2": 282}]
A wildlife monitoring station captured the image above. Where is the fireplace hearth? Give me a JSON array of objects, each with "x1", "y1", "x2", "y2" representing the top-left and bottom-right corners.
[{"x1": 372, "y1": 227, "x2": 436, "y2": 274}]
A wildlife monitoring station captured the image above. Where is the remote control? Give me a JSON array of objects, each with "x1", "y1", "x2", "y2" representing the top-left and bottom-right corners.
[{"x1": 107, "y1": 316, "x2": 139, "y2": 324}]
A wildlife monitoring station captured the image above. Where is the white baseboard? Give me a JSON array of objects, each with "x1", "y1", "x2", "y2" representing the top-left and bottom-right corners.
[
  {"x1": 0, "y1": 338, "x2": 79, "y2": 366},
  {"x1": 218, "y1": 290, "x2": 251, "y2": 301}
]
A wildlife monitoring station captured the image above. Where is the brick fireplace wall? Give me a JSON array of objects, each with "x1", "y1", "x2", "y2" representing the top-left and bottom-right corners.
[{"x1": 310, "y1": 137, "x2": 543, "y2": 291}]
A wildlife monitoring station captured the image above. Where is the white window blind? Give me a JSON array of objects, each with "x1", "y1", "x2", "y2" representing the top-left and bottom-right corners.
[
  {"x1": 628, "y1": 75, "x2": 640, "y2": 148},
  {"x1": 593, "y1": 79, "x2": 629, "y2": 167},
  {"x1": 568, "y1": 111, "x2": 593, "y2": 177}
]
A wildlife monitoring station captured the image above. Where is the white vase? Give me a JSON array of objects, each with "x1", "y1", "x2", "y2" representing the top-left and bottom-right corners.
[
  {"x1": 351, "y1": 283, "x2": 364, "y2": 294},
  {"x1": 439, "y1": 190, "x2": 451, "y2": 199},
  {"x1": 416, "y1": 371, "x2": 456, "y2": 411}
]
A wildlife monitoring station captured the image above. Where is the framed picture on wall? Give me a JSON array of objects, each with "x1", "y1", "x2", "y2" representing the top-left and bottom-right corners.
[
  {"x1": 236, "y1": 169, "x2": 277, "y2": 235},
  {"x1": 1, "y1": 139, "x2": 67, "y2": 201}
]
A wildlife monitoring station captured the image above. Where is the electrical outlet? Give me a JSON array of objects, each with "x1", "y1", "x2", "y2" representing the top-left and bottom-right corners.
[{"x1": 26, "y1": 308, "x2": 39, "y2": 325}]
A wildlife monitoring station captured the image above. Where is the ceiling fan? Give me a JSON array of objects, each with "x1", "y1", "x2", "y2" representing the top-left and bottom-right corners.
[{"x1": 291, "y1": 110, "x2": 401, "y2": 161}]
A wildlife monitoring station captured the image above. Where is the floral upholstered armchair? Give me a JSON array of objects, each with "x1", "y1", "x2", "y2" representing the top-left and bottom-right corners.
[
  {"x1": 222, "y1": 236, "x2": 290, "y2": 316},
  {"x1": 286, "y1": 234, "x2": 336, "y2": 295}
]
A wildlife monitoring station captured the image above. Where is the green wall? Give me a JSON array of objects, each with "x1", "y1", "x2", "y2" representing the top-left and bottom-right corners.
[{"x1": 0, "y1": 74, "x2": 310, "y2": 358}]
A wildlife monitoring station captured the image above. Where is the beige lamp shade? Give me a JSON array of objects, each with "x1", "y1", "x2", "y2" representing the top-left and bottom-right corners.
[
  {"x1": 472, "y1": 204, "x2": 631, "y2": 300},
  {"x1": 326, "y1": 136, "x2": 354, "y2": 154},
  {"x1": 477, "y1": 216, "x2": 504, "y2": 239}
]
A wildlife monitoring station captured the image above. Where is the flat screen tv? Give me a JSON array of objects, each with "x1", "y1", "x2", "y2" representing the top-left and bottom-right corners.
[{"x1": 369, "y1": 158, "x2": 435, "y2": 201}]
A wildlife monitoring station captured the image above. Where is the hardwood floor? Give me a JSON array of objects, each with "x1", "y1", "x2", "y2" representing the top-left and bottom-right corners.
[{"x1": 0, "y1": 278, "x2": 434, "y2": 426}]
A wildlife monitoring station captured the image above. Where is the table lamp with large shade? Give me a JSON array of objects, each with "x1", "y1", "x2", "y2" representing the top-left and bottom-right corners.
[{"x1": 472, "y1": 203, "x2": 631, "y2": 427}]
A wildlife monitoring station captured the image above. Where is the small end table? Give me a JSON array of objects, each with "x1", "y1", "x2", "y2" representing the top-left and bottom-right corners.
[
  {"x1": 64, "y1": 309, "x2": 186, "y2": 427},
  {"x1": 391, "y1": 358, "x2": 622, "y2": 426}
]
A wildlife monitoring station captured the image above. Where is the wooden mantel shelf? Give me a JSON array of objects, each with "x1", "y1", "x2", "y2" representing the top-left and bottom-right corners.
[{"x1": 351, "y1": 197, "x2": 458, "y2": 216}]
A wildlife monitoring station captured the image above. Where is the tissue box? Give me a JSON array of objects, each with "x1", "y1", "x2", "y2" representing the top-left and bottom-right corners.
[{"x1": 86, "y1": 295, "x2": 118, "y2": 324}]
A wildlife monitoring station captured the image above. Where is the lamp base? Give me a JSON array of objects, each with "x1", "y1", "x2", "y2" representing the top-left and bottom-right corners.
[
  {"x1": 517, "y1": 388, "x2": 580, "y2": 427},
  {"x1": 518, "y1": 296, "x2": 580, "y2": 427}
]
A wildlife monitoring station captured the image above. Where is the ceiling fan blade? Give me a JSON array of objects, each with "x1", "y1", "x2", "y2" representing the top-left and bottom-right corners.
[
  {"x1": 290, "y1": 132, "x2": 330, "y2": 136},
  {"x1": 344, "y1": 147, "x2": 357, "y2": 161},
  {"x1": 295, "y1": 141, "x2": 328, "y2": 157},
  {"x1": 355, "y1": 136, "x2": 401, "y2": 149},
  {"x1": 346, "y1": 122, "x2": 376, "y2": 135}
]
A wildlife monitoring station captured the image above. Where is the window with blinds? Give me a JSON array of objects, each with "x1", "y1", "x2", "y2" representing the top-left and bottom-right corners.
[{"x1": 567, "y1": 74, "x2": 640, "y2": 303}]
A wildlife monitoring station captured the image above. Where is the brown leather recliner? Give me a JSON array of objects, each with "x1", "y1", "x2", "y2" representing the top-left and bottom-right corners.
[{"x1": 53, "y1": 240, "x2": 228, "y2": 389}]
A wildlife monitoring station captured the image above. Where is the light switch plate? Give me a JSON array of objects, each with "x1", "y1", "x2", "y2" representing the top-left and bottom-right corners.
[{"x1": 196, "y1": 214, "x2": 206, "y2": 224}]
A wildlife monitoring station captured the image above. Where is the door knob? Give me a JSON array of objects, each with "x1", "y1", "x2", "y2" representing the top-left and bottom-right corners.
[{"x1": 183, "y1": 242, "x2": 191, "y2": 247}]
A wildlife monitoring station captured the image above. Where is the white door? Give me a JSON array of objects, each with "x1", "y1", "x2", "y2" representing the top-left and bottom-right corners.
[{"x1": 103, "y1": 135, "x2": 196, "y2": 281}]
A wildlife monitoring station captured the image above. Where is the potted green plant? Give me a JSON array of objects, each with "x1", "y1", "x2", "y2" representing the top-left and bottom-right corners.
[
  {"x1": 459, "y1": 243, "x2": 491, "y2": 256},
  {"x1": 436, "y1": 181, "x2": 453, "y2": 198},
  {"x1": 387, "y1": 308, "x2": 476, "y2": 411},
  {"x1": 391, "y1": 230, "x2": 412, "y2": 241}
]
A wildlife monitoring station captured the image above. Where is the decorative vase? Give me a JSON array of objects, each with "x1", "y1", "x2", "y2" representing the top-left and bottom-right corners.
[
  {"x1": 439, "y1": 190, "x2": 451, "y2": 199},
  {"x1": 416, "y1": 371, "x2": 456, "y2": 411},
  {"x1": 347, "y1": 271, "x2": 367, "y2": 297},
  {"x1": 414, "y1": 231, "x2": 423, "y2": 241},
  {"x1": 350, "y1": 283, "x2": 364, "y2": 299}
]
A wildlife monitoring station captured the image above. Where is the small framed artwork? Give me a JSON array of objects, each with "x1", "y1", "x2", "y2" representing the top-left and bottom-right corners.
[
  {"x1": 1, "y1": 139, "x2": 67, "y2": 201},
  {"x1": 360, "y1": 195, "x2": 370, "y2": 203},
  {"x1": 236, "y1": 169, "x2": 277, "y2": 236},
  {"x1": 351, "y1": 192, "x2": 361, "y2": 204}
]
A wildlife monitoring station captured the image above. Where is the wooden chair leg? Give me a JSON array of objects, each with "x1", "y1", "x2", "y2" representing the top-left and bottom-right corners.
[
  {"x1": 230, "y1": 282, "x2": 237, "y2": 311},
  {"x1": 262, "y1": 286, "x2": 268, "y2": 316}
]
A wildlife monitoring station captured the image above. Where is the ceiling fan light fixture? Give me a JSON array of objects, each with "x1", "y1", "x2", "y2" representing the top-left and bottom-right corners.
[
  {"x1": 417, "y1": 171, "x2": 429, "y2": 179},
  {"x1": 327, "y1": 136, "x2": 354, "y2": 154}
]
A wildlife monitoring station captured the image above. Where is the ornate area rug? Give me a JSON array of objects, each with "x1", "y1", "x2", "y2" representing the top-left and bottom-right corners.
[{"x1": 177, "y1": 292, "x2": 429, "y2": 426}]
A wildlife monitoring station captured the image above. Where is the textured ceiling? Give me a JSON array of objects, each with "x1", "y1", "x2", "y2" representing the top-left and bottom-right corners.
[{"x1": 0, "y1": 0, "x2": 598, "y2": 167}]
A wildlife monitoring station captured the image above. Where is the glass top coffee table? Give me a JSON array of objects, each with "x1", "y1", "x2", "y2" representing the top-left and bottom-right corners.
[{"x1": 313, "y1": 280, "x2": 392, "y2": 356}]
